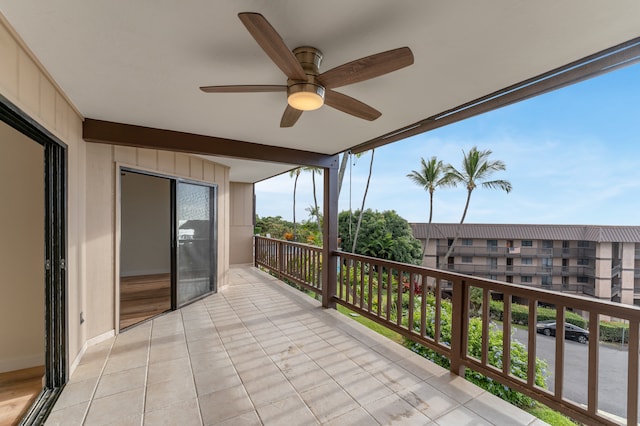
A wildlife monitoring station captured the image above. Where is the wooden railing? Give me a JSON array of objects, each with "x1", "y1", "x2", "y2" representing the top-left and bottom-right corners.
[
  {"x1": 255, "y1": 236, "x2": 640, "y2": 425},
  {"x1": 254, "y1": 236, "x2": 322, "y2": 294}
]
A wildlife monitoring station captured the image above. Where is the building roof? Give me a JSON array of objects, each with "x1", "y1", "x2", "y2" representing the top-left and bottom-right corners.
[{"x1": 410, "y1": 223, "x2": 640, "y2": 243}]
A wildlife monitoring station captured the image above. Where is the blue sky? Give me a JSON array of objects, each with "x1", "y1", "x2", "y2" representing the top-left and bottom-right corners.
[{"x1": 255, "y1": 62, "x2": 640, "y2": 226}]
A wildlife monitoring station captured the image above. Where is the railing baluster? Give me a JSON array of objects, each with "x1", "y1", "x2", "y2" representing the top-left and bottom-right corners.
[
  {"x1": 420, "y1": 274, "x2": 426, "y2": 338},
  {"x1": 367, "y1": 264, "x2": 373, "y2": 312},
  {"x1": 587, "y1": 310, "x2": 599, "y2": 416},
  {"x1": 351, "y1": 260, "x2": 362, "y2": 306},
  {"x1": 408, "y1": 272, "x2": 415, "y2": 334},
  {"x1": 386, "y1": 267, "x2": 392, "y2": 321},
  {"x1": 555, "y1": 305, "x2": 566, "y2": 401},
  {"x1": 628, "y1": 319, "x2": 639, "y2": 426},
  {"x1": 503, "y1": 294, "x2": 512, "y2": 377},
  {"x1": 377, "y1": 266, "x2": 382, "y2": 317},
  {"x1": 434, "y1": 278, "x2": 441, "y2": 344},
  {"x1": 359, "y1": 261, "x2": 365, "y2": 308},
  {"x1": 527, "y1": 299, "x2": 537, "y2": 387},
  {"x1": 482, "y1": 287, "x2": 490, "y2": 367},
  {"x1": 396, "y1": 268, "x2": 402, "y2": 327}
]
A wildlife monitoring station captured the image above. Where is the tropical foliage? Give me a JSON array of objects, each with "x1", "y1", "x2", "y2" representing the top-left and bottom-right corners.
[
  {"x1": 338, "y1": 209, "x2": 422, "y2": 265},
  {"x1": 403, "y1": 293, "x2": 548, "y2": 408},
  {"x1": 255, "y1": 215, "x2": 321, "y2": 246}
]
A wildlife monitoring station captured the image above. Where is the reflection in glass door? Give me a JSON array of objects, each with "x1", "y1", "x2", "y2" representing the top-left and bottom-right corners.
[{"x1": 176, "y1": 181, "x2": 216, "y2": 306}]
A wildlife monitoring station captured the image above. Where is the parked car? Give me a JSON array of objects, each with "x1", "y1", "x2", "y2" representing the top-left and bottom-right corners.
[{"x1": 535, "y1": 320, "x2": 589, "y2": 344}]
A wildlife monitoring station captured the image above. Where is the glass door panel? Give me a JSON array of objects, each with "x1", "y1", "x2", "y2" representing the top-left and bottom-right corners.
[{"x1": 176, "y1": 182, "x2": 214, "y2": 306}]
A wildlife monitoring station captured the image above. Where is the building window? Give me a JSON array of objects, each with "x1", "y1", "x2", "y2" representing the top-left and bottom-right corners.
[
  {"x1": 506, "y1": 275, "x2": 513, "y2": 283},
  {"x1": 488, "y1": 258, "x2": 498, "y2": 269},
  {"x1": 577, "y1": 240, "x2": 590, "y2": 248},
  {"x1": 521, "y1": 258, "x2": 533, "y2": 265},
  {"x1": 462, "y1": 239, "x2": 473, "y2": 246},
  {"x1": 521, "y1": 276, "x2": 532, "y2": 283},
  {"x1": 542, "y1": 257, "x2": 553, "y2": 268},
  {"x1": 541, "y1": 275, "x2": 552, "y2": 286},
  {"x1": 522, "y1": 240, "x2": 533, "y2": 247},
  {"x1": 577, "y1": 258, "x2": 590, "y2": 266},
  {"x1": 461, "y1": 256, "x2": 472, "y2": 263},
  {"x1": 489, "y1": 275, "x2": 498, "y2": 280},
  {"x1": 562, "y1": 240, "x2": 570, "y2": 248},
  {"x1": 577, "y1": 276, "x2": 589, "y2": 283},
  {"x1": 542, "y1": 240, "x2": 553, "y2": 249}
]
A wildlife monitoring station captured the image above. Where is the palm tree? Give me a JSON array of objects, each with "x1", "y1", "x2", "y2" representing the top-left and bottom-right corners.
[
  {"x1": 289, "y1": 168, "x2": 301, "y2": 240},
  {"x1": 407, "y1": 156, "x2": 450, "y2": 261},
  {"x1": 443, "y1": 147, "x2": 512, "y2": 261},
  {"x1": 302, "y1": 166, "x2": 323, "y2": 244},
  {"x1": 352, "y1": 149, "x2": 375, "y2": 253}
]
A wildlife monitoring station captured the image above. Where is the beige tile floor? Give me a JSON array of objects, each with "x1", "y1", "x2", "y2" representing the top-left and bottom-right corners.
[{"x1": 45, "y1": 266, "x2": 549, "y2": 425}]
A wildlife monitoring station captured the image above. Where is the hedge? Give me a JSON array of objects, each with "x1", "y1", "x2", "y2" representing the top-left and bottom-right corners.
[
  {"x1": 487, "y1": 301, "x2": 630, "y2": 343},
  {"x1": 488, "y1": 300, "x2": 586, "y2": 328}
]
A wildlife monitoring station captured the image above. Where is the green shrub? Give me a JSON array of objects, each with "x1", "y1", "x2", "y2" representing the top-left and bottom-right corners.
[
  {"x1": 405, "y1": 297, "x2": 548, "y2": 408},
  {"x1": 599, "y1": 321, "x2": 629, "y2": 343},
  {"x1": 488, "y1": 300, "x2": 586, "y2": 328}
]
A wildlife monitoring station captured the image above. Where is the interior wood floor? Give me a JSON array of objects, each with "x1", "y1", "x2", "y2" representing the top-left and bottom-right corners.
[
  {"x1": 0, "y1": 366, "x2": 44, "y2": 426},
  {"x1": 120, "y1": 274, "x2": 171, "y2": 329}
]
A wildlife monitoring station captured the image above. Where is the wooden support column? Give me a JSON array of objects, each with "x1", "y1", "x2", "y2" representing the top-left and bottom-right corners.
[{"x1": 322, "y1": 156, "x2": 339, "y2": 309}]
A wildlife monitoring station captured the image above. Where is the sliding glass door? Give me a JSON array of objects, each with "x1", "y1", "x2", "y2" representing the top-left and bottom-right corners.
[{"x1": 176, "y1": 181, "x2": 216, "y2": 306}]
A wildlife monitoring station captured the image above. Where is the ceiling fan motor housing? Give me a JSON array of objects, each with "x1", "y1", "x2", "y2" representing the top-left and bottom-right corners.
[{"x1": 288, "y1": 46, "x2": 325, "y2": 110}]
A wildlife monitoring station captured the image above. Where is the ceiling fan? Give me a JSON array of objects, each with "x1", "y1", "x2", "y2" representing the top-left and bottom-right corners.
[{"x1": 200, "y1": 12, "x2": 414, "y2": 127}]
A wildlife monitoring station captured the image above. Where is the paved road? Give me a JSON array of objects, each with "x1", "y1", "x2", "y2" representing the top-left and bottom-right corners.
[{"x1": 509, "y1": 326, "x2": 631, "y2": 419}]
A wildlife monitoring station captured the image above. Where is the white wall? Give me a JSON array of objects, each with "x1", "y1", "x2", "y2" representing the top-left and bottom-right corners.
[
  {"x1": 0, "y1": 121, "x2": 45, "y2": 372},
  {"x1": 120, "y1": 172, "x2": 171, "y2": 276}
]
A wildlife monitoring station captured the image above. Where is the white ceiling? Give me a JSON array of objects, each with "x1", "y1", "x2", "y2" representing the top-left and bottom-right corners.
[{"x1": 1, "y1": 1, "x2": 639, "y2": 182}]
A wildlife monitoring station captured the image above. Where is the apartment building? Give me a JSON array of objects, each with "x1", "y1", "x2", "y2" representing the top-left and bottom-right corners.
[{"x1": 411, "y1": 223, "x2": 640, "y2": 306}]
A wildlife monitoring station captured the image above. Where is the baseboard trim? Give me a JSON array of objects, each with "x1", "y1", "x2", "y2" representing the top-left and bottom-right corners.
[
  {"x1": 0, "y1": 354, "x2": 44, "y2": 373},
  {"x1": 68, "y1": 329, "x2": 115, "y2": 376}
]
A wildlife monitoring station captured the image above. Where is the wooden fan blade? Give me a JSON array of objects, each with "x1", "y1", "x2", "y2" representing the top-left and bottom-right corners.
[
  {"x1": 324, "y1": 89, "x2": 381, "y2": 121},
  {"x1": 238, "y1": 13, "x2": 307, "y2": 81},
  {"x1": 200, "y1": 85, "x2": 286, "y2": 93},
  {"x1": 280, "y1": 105, "x2": 303, "y2": 127},
  {"x1": 317, "y1": 47, "x2": 414, "y2": 89}
]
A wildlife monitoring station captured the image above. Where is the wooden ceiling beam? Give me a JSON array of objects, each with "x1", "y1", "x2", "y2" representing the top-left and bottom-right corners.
[{"x1": 83, "y1": 119, "x2": 338, "y2": 169}]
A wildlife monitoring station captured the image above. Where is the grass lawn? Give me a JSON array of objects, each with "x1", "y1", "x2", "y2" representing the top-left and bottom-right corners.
[{"x1": 336, "y1": 305, "x2": 404, "y2": 344}]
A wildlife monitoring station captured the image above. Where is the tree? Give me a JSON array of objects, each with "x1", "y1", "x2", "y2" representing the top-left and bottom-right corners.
[
  {"x1": 443, "y1": 147, "x2": 512, "y2": 260},
  {"x1": 352, "y1": 149, "x2": 375, "y2": 253},
  {"x1": 406, "y1": 156, "x2": 450, "y2": 260},
  {"x1": 339, "y1": 209, "x2": 422, "y2": 265},
  {"x1": 289, "y1": 168, "x2": 301, "y2": 240},
  {"x1": 302, "y1": 166, "x2": 323, "y2": 244}
]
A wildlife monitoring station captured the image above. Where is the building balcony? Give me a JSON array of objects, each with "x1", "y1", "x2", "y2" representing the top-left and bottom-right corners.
[
  {"x1": 437, "y1": 245, "x2": 596, "y2": 258},
  {"x1": 46, "y1": 265, "x2": 538, "y2": 425},
  {"x1": 441, "y1": 263, "x2": 594, "y2": 278}
]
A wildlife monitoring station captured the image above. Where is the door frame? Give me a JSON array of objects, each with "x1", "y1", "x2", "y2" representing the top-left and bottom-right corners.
[
  {"x1": 116, "y1": 167, "x2": 218, "y2": 331},
  {"x1": 0, "y1": 94, "x2": 68, "y2": 424}
]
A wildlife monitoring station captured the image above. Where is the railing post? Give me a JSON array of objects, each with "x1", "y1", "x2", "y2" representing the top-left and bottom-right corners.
[
  {"x1": 450, "y1": 278, "x2": 466, "y2": 376},
  {"x1": 254, "y1": 236, "x2": 258, "y2": 268},
  {"x1": 322, "y1": 157, "x2": 339, "y2": 309},
  {"x1": 277, "y1": 240, "x2": 283, "y2": 280}
]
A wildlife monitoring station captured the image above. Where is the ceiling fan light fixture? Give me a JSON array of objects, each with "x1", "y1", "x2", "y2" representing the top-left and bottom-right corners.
[{"x1": 287, "y1": 83, "x2": 325, "y2": 111}]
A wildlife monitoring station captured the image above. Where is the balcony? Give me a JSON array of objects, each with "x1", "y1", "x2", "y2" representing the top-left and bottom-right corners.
[
  {"x1": 46, "y1": 265, "x2": 538, "y2": 425},
  {"x1": 253, "y1": 237, "x2": 640, "y2": 425},
  {"x1": 437, "y1": 245, "x2": 597, "y2": 258},
  {"x1": 442, "y1": 263, "x2": 594, "y2": 278}
]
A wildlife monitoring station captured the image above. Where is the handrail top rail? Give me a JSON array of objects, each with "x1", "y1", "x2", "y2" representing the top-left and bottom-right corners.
[
  {"x1": 255, "y1": 235, "x2": 322, "y2": 251},
  {"x1": 337, "y1": 249, "x2": 640, "y2": 321}
]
